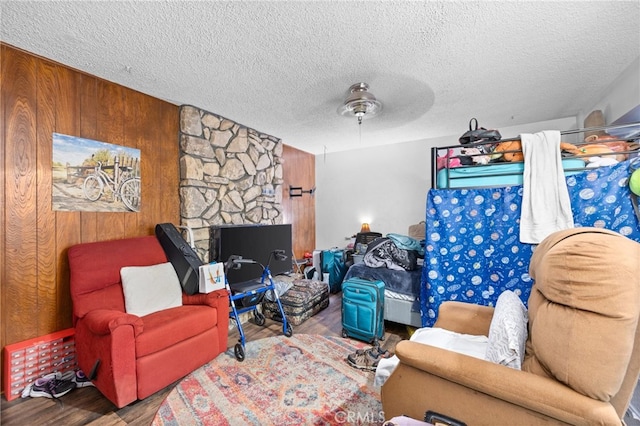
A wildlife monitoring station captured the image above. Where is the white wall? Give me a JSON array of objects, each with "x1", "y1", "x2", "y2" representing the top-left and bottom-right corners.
[
  {"x1": 314, "y1": 137, "x2": 431, "y2": 249},
  {"x1": 586, "y1": 56, "x2": 640, "y2": 125}
]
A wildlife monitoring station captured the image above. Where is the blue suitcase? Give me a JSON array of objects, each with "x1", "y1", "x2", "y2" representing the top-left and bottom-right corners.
[
  {"x1": 341, "y1": 277, "x2": 385, "y2": 343},
  {"x1": 322, "y1": 249, "x2": 348, "y2": 293}
]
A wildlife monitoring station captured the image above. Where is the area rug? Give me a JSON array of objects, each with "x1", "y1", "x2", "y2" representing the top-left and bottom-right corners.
[{"x1": 151, "y1": 334, "x2": 385, "y2": 426}]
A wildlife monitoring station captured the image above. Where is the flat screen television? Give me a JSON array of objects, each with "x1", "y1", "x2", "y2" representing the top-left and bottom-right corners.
[{"x1": 209, "y1": 224, "x2": 293, "y2": 284}]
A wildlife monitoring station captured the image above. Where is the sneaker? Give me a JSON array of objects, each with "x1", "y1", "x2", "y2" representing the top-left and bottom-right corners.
[
  {"x1": 60, "y1": 370, "x2": 75, "y2": 381},
  {"x1": 30, "y1": 373, "x2": 76, "y2": 398},
  {"x1": 21, "y1": 383, "x2": 33, "y2": 398},
  {"x1": 22, "y1": 372, "x2": 57, "y2": 398},
  {"x1": 346, "y1": 350, "x2": 381, "y2": 371},
  {"x1": 72, "y1": 370, "x2": 95, "y2": 388},
  {"x1": 353, "y1": 345, "x2": 392, "y2": 359}
]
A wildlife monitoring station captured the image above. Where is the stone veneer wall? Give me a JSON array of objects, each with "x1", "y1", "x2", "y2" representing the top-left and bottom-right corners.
[{"x1": 179, "y1": 105, "x2": 284, "y2": 262}]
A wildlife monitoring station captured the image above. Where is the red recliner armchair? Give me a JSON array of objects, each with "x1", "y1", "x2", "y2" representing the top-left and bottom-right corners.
[{"x1": 68, "y1": 235, "x2": 229, "y2": 408}]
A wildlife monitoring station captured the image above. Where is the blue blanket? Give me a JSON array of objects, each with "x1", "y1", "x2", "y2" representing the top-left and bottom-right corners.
[{"x1": 421, "y1": 160, "x2": 640, "y2": 327}]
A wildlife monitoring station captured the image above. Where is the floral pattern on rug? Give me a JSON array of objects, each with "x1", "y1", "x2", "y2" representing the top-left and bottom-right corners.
[{"x1": 152, "y1": 334, "x2": 385, "y2": 426}]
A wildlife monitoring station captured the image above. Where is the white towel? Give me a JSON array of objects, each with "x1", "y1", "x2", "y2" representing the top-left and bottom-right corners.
[{"x1": 519, "y1": 130, "x2": 574, "y2": 244}]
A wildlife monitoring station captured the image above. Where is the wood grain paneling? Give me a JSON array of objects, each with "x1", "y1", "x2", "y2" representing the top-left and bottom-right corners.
[
  {"x1": 1, "y1": 44, "x2": 181, "y2": 380},
  {"x1": 4, "y1": 47, "x2": 39, "y2": 344},
  {"x1": 54, "y1": 64, "x2": 82, "y2": 331},
  {"x1": 35, "y1": 59, "x2": 58, "y2": 333},
  {"x1": 138, "y1": 95, "x2": 163, "y2": 231},
  {"x1": 79, "y1": 74, "x2": 98, "y2": 243},
  {"x1": 282, "y1": 145, "x2": 316, "y2": 259},
  {"x1": 0, "y1": 46, "x2": 6, "y2": 365},
  {"x1": 123, "y1": 89, "x2": 143, "y2": 237},
  {"x1": 159, "y1": 101, "x2": 180, "y2": 228},
  {"x1": 95, "y1": 80, "x2": 125, "y2": 241}
]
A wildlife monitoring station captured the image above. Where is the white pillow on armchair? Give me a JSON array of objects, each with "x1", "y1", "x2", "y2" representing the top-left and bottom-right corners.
[{"x1": 484, "y1": 290, "x2": 529, "y2": 369}]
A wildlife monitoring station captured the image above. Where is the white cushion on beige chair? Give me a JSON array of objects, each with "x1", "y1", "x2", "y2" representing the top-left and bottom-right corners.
[{"x1": 375, "y1": 327, "x2": 488, "y2": 387}]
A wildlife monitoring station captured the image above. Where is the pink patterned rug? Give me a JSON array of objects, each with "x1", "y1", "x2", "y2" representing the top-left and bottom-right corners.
[{"x1": 151, "y1": 334, "x2": 384, "y2": 425}]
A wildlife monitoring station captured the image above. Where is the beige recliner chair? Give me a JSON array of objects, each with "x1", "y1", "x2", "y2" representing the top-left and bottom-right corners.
[{"x1": 382, "y1": 227, "x2": 640, "y2": 425}]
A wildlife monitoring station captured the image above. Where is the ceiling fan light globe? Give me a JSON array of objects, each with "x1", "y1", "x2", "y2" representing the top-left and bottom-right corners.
[{"x1": 337, "y1": 82, "x2": 382, "y2": 119}]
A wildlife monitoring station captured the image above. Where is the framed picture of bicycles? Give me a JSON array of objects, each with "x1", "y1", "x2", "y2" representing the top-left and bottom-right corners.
[{"x1": 52, "y1": 133, "x2": 141, "y2": 212}]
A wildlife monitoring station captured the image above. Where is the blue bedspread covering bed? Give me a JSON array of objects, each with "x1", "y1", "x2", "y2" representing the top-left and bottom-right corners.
[{"x1": 421, "y1": 160, "x2": 640, "y2": 327}]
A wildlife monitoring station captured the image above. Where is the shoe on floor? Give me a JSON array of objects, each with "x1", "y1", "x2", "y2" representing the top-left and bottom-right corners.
[
  {"x1": 375, "y1": 346, "x2": 392, "y2": 359},
  {"x1": 29, "y1": 373, "x2": 76, "y2": 398},
  {"x1": 354, "y1": 345, "x2": 393, "y2": 359},
  {"x1": 21, "y1": 372, "x2": 58, "y2": 398},
  {"x1": 346, "y1": 350, "x2": 381, "y2": 371},
  {"x1": 73, "y1": 370, "x2": 95, "y2": 388}
]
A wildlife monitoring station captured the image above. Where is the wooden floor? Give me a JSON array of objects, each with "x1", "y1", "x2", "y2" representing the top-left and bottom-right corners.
[{"x1": 0, "y1": 293, "x2": 410, "y2": 425}]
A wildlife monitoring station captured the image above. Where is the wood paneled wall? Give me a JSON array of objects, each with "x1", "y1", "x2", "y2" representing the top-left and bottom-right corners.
[
  {"x1": 0, "y1": 44, "x2": 180, "y2": 353},
  {"x1": 281, "y1": 145, "x2": 316, "y2": 260}
]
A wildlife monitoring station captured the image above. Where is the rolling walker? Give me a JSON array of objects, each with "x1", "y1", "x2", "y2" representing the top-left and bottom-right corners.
[{"x1": 224, "y1": 249, "x2": 293, "y2": 361}]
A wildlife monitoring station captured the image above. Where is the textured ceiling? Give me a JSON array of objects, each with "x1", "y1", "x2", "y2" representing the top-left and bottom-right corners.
[{"x1": 1, "y1": 1, "x2": 639, "y2": 154}]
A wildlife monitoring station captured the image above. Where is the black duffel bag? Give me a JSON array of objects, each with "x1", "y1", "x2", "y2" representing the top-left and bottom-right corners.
[{"x1": 459, "y1": 118, "x2": 502, "y2": 145}]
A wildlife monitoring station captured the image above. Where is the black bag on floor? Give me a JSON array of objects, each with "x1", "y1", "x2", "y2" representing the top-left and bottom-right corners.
[{"x1": 155, "y1": 223, "x2": 203, "y2": 295}]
